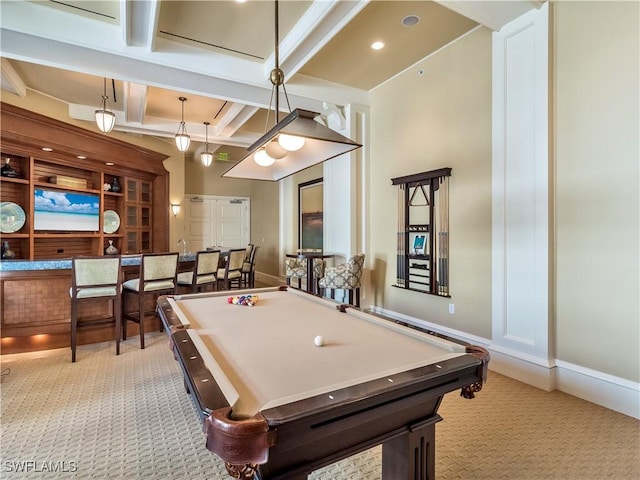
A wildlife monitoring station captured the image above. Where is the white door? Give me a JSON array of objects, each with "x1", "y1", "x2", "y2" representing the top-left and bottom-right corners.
[
  {"x1": 185, "y1": 196, "x2": 250, "y2": 252},
  {"x1": 217, "y1": 199, "x2": 247, "y2": 248}
]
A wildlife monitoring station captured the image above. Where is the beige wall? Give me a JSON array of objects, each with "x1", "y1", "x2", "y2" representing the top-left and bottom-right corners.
[
  {"x1": 368, "y1": 3, "x2": 639, "y2": 383},
  {"x1": 249, "y1": 179, "x2": 280, "y2": 278},
  {"x1": 184, "y1": 154, "x2": 253, "y2": 197},
  {"x1": 369, "y1": 27, "x2": 493, "y2": 339},
  {"x1": 553, "y1": 1, "x2": 639, "y2": 381}
]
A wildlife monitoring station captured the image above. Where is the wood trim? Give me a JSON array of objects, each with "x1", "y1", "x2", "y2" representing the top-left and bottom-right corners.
[{"x1": 0, "y1": 102, "x2": 168, "y2": 175}]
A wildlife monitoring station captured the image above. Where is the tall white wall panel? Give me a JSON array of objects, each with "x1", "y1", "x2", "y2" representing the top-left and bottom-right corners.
[{"x1": 492, "y1": 4, "x2": 551, "y2": 361}]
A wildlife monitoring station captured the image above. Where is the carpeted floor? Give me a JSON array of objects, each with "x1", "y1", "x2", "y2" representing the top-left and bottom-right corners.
[{"x1": 1, "y1": 333, "x2": 638, "y2": 479}]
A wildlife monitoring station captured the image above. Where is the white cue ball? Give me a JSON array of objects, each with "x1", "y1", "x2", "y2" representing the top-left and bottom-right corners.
[{"x1": 314, "y1": 335, "x2": 324, "y2": 347}]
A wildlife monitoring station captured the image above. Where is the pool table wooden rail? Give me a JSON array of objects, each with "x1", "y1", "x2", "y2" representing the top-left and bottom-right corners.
[{"x1": 156, "y1": 291, "x2": 489, "y2": 480}]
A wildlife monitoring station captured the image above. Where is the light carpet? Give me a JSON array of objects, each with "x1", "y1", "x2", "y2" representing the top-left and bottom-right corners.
[{"x1": 1, "y1": 333, "x2": 638, "y2": 479}]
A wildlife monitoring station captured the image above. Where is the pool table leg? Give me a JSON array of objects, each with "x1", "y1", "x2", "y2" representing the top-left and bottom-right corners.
[{"x1": 381, "y1": 415, "x2": 441, "y2": 480}]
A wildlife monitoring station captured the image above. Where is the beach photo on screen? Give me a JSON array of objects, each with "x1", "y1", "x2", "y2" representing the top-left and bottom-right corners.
[{"x1": 34, "y1": 189, "x2": 100, "y2": 231}]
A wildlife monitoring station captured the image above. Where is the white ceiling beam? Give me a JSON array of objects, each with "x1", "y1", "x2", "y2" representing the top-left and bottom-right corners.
[
  {"x1": 213, "y1": 103, "x2": 259, "y2": 138},
  {"x1": 123, "y1": 0, "x2": 160, "y2": 49},
  {"x1": 0, "y1": 58, "x2": 27, "y2": 98},
  {"x1": 124, "y1": 82, "x2": 148, "y2": 124}
]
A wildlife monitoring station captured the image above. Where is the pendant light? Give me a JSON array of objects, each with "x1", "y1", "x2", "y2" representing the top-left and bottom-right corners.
[
  {"x1": 175, "y1": 97, "x2": 191, "y2": 152},
  {"x1": 223, "y1": 0, "x2": 361, "y2": 181},
  {"x1": 201, "y1": 122, "x2": 214, "y2": 167},
  {"x1": 94, "y1": 77, "x2": 116, "y2": 133}
]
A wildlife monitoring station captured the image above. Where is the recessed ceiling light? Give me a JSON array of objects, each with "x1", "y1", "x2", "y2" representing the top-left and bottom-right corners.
[
  {"x1": 77, "y1": 155, "x2": 86, "y2": 160},
  {"x1": 106, "y1": 162, "x2": 114, "y2": 166},
  {"x1": 42, "y1": 147, "x2": 53, "y2": 152},
  {"x1": 402, "y1": 15, "x2": 420, "y2": 27},
  {"x1": 371, "y1": 41, "x2": 385, "y2": 51}
]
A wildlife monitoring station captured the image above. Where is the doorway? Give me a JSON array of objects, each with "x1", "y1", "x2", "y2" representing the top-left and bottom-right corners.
[{"x1": 185, "y1": 195, "x2": 250, "y2": 252}]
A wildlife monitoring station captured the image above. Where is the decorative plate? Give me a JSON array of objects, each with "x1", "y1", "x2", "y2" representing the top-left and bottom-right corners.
[
  {"x1": 0, "y1": 202, "x2": 26, "y2": 233},
  {"x1": 103, "y1": 210, "x2": 120, "y2": 234}
]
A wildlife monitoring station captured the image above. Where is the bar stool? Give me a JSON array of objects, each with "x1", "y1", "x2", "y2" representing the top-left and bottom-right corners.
[
  {"x1": 241, "y1": 245, "x2": 259, "y2": 288},
  {"x1": 122, "y1": 252, "x2": 179, "y2": 349},
  {"x1": 69, "y1": 256, "x2": 122, "y2": 363},
  {"x1": 217, "y1": 248, "x2": 245, "y2": 290},
  {"x1": 177, "y1": 250, "x2": 220, "y2": 293}
]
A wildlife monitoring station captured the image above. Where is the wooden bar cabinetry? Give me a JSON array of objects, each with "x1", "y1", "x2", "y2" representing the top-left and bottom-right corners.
[{"x1": 0, "y1": 103, "x2": 171, "y2": 353}]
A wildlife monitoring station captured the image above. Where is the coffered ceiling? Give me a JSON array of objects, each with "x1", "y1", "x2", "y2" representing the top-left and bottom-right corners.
[{"x1": 0, "y1": 0, "x2": 542, "y2": 161}]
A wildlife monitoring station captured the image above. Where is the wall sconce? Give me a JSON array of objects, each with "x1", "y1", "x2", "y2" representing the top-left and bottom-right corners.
[{"x1": 171, "y1": 203, "x2": 181, "y2": 217}]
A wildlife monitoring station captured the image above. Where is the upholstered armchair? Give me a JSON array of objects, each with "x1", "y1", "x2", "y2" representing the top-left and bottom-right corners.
[
  {"x1": 285, "y1": 257, "x2": 307, "y2": 289},
  {"x1": 318, "y1": 253, "x2": 365, "y2": 307},
  {"x1": 312, "y1": 258, "x2": 326, "y2": 294}
]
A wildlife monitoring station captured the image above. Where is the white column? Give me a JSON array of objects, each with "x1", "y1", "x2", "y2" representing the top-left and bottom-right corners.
[{"x1": 323, "y1": 103, "x2": 369, "y2": 302}]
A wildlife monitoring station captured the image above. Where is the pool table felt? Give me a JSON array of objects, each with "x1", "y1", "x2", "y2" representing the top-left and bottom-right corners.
[{"x1": 169, "y1": 288, "x2": 465, "y2": 418}]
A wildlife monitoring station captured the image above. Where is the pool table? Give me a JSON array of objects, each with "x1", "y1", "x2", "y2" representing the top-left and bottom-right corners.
[{"x1": 157, "y1": 286, "x2": 489, "y2": 480}]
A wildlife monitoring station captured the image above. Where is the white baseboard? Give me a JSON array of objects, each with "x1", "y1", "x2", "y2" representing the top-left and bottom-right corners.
[
  {"x1": 554, "y1": 360, "x2": 639, "y2": 419},
  {"x1": 368, "y1": 305, "x2": 640, "y2": 420}
]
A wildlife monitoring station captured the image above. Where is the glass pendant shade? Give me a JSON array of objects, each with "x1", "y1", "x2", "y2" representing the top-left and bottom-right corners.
[
  {"x1": 175, "y1": 130, "x2": 190, "y2": 152},
  {"x1": 278, "y1": 133, "x2": 305, "y2": 151},
  {"x1": 254, "y1": 148, "x2": 275, "y2": 167},
  {"x1": 95, "y1": 107, "x2": 116, "y2": 133},
  {"x1": 201, "y1": 152, "x2": 213, "y2": 167},
  {"x1": 175, "y1": 97, "x2": 190, "y2": 152},
  {"x1": 201, "y1": 121, "x2": 213, "y2": 166},
  {"x1": 264, "y1": 139, "x2": 288, "y2": 159},
  {"x1": 95, "y1": 77, "x2": 115, "y2": 133}
]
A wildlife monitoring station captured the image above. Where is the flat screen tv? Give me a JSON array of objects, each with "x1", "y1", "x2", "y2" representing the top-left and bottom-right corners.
[{"x1": 34, "y1": 188, "x2": 100, "y2": 232}]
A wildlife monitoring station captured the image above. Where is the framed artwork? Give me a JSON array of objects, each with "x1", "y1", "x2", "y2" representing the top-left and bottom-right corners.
[{"x1": 299, "y1": 178, "x2": 323, "y2": 250}]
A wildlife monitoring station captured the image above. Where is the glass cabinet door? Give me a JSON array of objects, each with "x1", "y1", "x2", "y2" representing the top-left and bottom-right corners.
[
  {"x1": 126, "y1": 231, "x2": 138, "y2": 254},
  {"x1": 124, "y1": 177, "x2": 153, "y2": 254},
  {"x1": 140, "y1": 181, "x2": 151, "y2": 204},
  {"x1": 126, "y1": 205, "x2": 138, "y2": 227},
  {"x1": 140, "y1": 206, "x2": 151, "y2": 227},
  {"x1": 126, "y1": 179, "x2": 138, "y2": 203}
]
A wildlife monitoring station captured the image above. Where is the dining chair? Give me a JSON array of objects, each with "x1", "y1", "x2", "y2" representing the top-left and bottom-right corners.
[
  {"x1": 241, "y1": 245, "x2": 259, "y2": 288},
  {"x1": 318, "y1": 253, "x2": 365, "y2": 307},
  {"x1": 122, "y1": 252, "x2": 179, "y2": 349},
  {"x1": 217, "y1": 248, "x2": 245, "y2": 290},
  {"x1": 69, "y1": 255, "x2": 122, "y2": 362},
  {"x1": 177, "y1": 250, "x2": 220, "y2": 293}
]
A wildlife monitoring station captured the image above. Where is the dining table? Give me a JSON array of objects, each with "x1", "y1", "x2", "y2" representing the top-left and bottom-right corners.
[{"x1": 286, "y1": 250, "x2": 335, "y2": 294}]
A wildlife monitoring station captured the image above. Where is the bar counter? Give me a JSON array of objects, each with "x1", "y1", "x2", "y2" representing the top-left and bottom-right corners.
[{"x1": 0, "y1": 254, "x2": 196, "y2": 354}]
